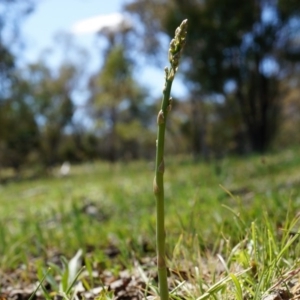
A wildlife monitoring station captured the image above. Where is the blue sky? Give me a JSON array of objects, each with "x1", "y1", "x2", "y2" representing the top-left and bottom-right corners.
[
  {"x1": 21, "y1": 0, "x2": 187, "y2": 99},
  {"x1": 22, "y1": 0, "x2": 123, "y2": 60}
]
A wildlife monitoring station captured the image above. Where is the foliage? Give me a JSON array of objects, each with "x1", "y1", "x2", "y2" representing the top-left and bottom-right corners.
[
  {"x1": 125, "y1": 0, "x2": 300, "y2": 154},
  {"x1": 0, "y1": 94, "x2": 39, "y2": 170},
  {"x1": 89, "y1": 44, "x2": 152, "y2": 162},
  {"x1": 1, "y1": 0, "x2": 300, "y2": 170},
  {"x1": 0, "y1": 0, "x2": 35, "y2": 97},
  {"x1": 0, "y1": 59, "x2": 78, "y2": 169},
  {"x1": 24, "y1": 61, "x2": 77, "y2": 166},
  {"x1": 0, "y1": 0, "x2": 37, "y2": 170}
]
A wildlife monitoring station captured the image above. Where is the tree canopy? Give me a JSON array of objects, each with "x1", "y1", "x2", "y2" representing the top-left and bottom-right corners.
[
  {"x1": 126, "y1": 0, "x2": 300, "y2": 153},
  {"x1": 1, "y1": 0, "x2": 300, "y2": 174}
]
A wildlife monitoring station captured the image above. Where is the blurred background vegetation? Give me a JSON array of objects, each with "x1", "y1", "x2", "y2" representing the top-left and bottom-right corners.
[{"x1": 0, "y1": 0, "x2": 300, "y2": 176}]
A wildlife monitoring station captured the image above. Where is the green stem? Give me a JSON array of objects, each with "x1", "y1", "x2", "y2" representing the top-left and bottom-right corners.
[
  {"x1": 154, "y1": 78, "x2": 173, "y2": 300},
  {"x1": 153, "y1": 19, "x2": 188, "y2": 300}
]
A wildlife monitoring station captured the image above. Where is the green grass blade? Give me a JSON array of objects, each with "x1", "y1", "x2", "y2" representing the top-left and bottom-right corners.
[{"x1": 28, "y1": 267, "x2": 51, "y2": 300}]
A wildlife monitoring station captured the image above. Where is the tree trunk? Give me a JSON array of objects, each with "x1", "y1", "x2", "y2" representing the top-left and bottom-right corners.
[
  {"x1": 191, "y1": 98, "x2": 209, "y2": 159},
  {"x1": 108, "y1": 106, "x2": 117, "y2": 162},
  {"x1": 236, "y1": 67, "x2": 278, "y2": 153}
]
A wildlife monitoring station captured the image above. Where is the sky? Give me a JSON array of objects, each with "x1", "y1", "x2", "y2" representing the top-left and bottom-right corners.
[
  {"x1": 22, "y1": 0, "x2": 123, "y2": 60},
  {"x1": 21, "y1": 0, "x2": 187, "y2": 100}
]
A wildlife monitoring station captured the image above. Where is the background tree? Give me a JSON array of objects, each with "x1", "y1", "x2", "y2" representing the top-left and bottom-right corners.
[
  {"x1": 87, "y1": 16, "x2": 157, "y2": 162},
  {"x1": 0, "y1": 91, "x2": 39, "y2": 170},
  {"x1": 0, "y1": 0, "x2": 34, "y2": 97},
  {"x1": 275, "y1": 71, "x2": 300, "y2": 147},
  {"x1": 0, "y1": 0, "x2": 36, "y2": 172},
  {"x1": 125, "y1": 0, "x2": 300, "y2": 154},
  {"x1": 89, "y1": 44, "x2": 152, "y2": 161},
  {"x1": 21, "y1": 60, "x2": 80, "y2": 166}
]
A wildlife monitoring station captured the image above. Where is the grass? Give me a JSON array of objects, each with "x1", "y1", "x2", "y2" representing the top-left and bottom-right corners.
[{"x1": 1, "y1": 147, "x2": 300, "y2": 298}]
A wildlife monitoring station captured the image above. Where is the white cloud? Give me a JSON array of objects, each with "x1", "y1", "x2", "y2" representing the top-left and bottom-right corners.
[{"x1": 71, "y1": 12, "x2": 132, "y2": 35}]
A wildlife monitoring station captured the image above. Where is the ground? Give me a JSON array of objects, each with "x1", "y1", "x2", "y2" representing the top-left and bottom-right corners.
[{"x1": 1, "y1": 148, "x2": 300, "y2": 299}]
